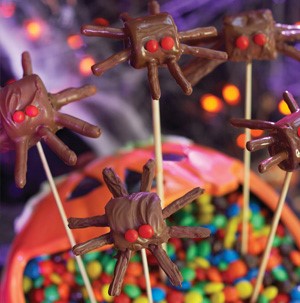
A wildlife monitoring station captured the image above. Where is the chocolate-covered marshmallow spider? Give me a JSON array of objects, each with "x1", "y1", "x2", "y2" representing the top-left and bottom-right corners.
[
  {"x1": 0, "y1": 52, "x2": 101, "y2": 188},
  {"x1": 81, "y1": 0, "x2": 227, "y2": 99},
  {"x1": 68, "y1": 159, "x2": 210, "y2": 296},
  {"x1": 231, "y1": 91, "x2": 300, "y2": 173}
]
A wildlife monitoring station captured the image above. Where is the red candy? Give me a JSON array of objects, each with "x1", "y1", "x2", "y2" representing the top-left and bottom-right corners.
[
  {"x1": 145, "y1": 40, "x2": 159, "y2": 53},
  {"x1": 166, "y1": 290, "x2": 184, "y2": 303},
  {"x1": 253, "y1": 33, "x2": 267, "y2": 46},
  {"x1": 161, "y1": 36, "x2": 175, "y2": 50},
  {"x1": 138, "y1": 224, "x2": 154, "y2": 238},
  {"x1": 114, "y1": 293, "x2": 131, "y2": 303},
  {"x1": 124, "y1": 229, "x2": 139, "y2": 243},
  {"x1": 12, "y1": 110, "x2": 25, "y2": 123},
  {"x1": 25, "y1": 105, "x2": 39, "y2": 117},
  {"x1": 39, "y1": 260, "x2": 54, "y2": 276},
  {"x1": 235, "y1": 35, "x2": 249, "y2": 50}
]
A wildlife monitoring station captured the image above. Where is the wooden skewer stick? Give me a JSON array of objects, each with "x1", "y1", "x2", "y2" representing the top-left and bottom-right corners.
[
  {"x1": 36, "y1": 142, "x2": 97, "y2": 303},
  {"x1": 250, "y1": 171, "x2": 293, "y2": 303},
  {"x1": 241, "y1": 61, "x2": 252, "y2": 254}
]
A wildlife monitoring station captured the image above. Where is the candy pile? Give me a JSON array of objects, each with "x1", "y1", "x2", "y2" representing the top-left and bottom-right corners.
[{"x1": 23, "y1": 188, "x2": 300, "y2": 303}]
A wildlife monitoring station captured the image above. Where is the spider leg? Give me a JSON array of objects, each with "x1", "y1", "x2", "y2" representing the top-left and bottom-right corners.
[
  {"x1": 92, "y1": 49, "x2": 131, "y2": 76},
  {"x1": 38, "y1": 126, "x2": 77, "y2": 165},
  {"x1": 55, "y1": 112, "x2": 101, "y2": 138},
  {"x1": 81, "y1": 25, "x2": 125, "y2": 39},
  {"x1": 15, "y1": 139, "x2": 29, "y2": 188},
  {"x1": 283, "y1": 91, "x2": 300, "y2": 113},
  {"x1": 169, "y1": 226, "x2": 210, "y2": 239},
  {"x1": 68, "y1": 215, "x2": 109, "y2": 229},
  {"x1": 140, "y1": 159, "x2": 155, "y2": 192},
  {"x1": 167, "y1": 57, "x2": 192, "y2": 95},
  {"x1": 231, "y1": 118, "x2": 276, "y2": 130},
  {"x1": 276, "y1": 42, "x2": 300, "y2": 61},
  {"x1": 109, "y1": 249, "x2": 131, "y2": 296},
  {"x1": 147, "y1": 61, "x2": 161, "y2": 100},
  {"x1": 0, "y1": 131, "x2": 10, "y2": 152},
  {"x1": 51, "y1": 85, "x2": 97, "y2": 110},
  {"x1": 102, "y1": 167, "x2": 128, "y2": 197},
  {"x1": 280, "y1": 30, "x2": 300, "y2": 42},
  {"x1": 258, "y1": 151, "x2": 288, "y2": 173},
  {"x1": 246, "y1": 136, "x2": 275, "y2": 152},
  {"x1": 163, "y1": 187, "x2": 204, "y2": 219},
  {"x1": 21, "y1": 51, "x2": 33, "y2": 77},
  {"x1": 275, "y1": 24, "x2": 300, "y2": 31},
  {"x1": 181, "y1": 44, "x2": 228, "y2": 60},
  {"x1": 148, "y1": 244, "x2": 183, "y2": 286},
  {"x1": 148, "y1": 0, "x2": 160, "y2": 15},
  {"x1": 72, "y1": 232, "x2": 113, "y2": 255},
  {"x1": 179, "y1": 27, "x2": 217, "y2": 42}
]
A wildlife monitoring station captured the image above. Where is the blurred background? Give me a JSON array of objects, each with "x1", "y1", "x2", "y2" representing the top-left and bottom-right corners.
[{"x1": 1, "y1": 0, "x2": 300, "y2": 271}]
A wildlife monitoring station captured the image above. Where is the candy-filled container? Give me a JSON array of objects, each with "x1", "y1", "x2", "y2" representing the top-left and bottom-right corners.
[{"x1": 1, "y1": 141, "x2": 300, "y2": 303}]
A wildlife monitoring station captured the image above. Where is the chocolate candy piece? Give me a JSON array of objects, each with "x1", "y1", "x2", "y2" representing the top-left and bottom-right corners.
[
  {"x1": 0, "y1": 52, "x2": 101, "y2": 188},
  {"x1": 81, "y1": 1, "x2": 227, "y2": 100},
  {"x1": 231, "y1": 91, "x2": 300, "y2": 173},
  {"x1": 224, "y1": 9, "x2": 276, "y2": 62},
  {"x1": 68, "y1": 159, "x2": 210, "y2": 296}
]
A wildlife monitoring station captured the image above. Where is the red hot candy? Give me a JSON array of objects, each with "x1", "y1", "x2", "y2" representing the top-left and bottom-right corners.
[
  {"x1": 68, "y1": 159, "x2": 210, "y2": 296},
  {"x1": 231, "y1": 91, "x2": 300, "y2": 173},
  {"x1": 0, "y1": 51, "x2": 101, "y2": 188}
]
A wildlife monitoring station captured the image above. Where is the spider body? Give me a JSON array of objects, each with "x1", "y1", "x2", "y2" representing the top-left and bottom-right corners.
[
  {"x1": 231, "y1": 91, "x2": 300, "y2": 173},
  {"x1": 0, "y1": 52, "x2": 101, "y2": 188}
]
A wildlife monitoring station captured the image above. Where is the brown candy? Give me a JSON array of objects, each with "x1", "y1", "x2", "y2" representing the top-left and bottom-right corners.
[
  {"x1": 231, "y1": 91, "x2": 300, "y2": 173},
  {"x1": 0, "y1": 52, "x2": 101, "y2": 188},
  {"x1": 81, "y1": 1, "x2": 227, "y2": 99},
  {"x1": 68, "y1": 159, "x2": 210, "y2": 296}
]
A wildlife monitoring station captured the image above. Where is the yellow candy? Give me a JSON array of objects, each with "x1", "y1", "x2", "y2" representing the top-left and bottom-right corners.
[
  {"x1": 184, "y1": 290, "x2": 203, "y2": 303},
  {"x1": 262, "y1": 286, "x2": 278, "y2": 300},
  {"x1": 81, "y1": 287, "x2": 88, "y2": 299},
  {"x1": 198, "y1": 214, "x2": 213, "y2": 225},
  {"x1": 224, "y1": 217, "x2": 239, "y2": 249},
  {"x1": 102, "y1": 284, "x2": 114, "y2": 302},
  {"x1": 66, "y1": 258, "x2": 75, "y2": 273},
  {"x1": 204, "y1": 282, "x2": 224, "y2": 294},
  {"x1": 235, "y1": 280, "x2": 253, "y2": 299},
  {"x1": 210, "y1": 292, "x2": 225, "y2": 303},
  {"x1": 23, "y1": 276, "x2": 32, "y2": 293},
  {"x1": 87, "y1": 260, "x2": 102, "y2": 279},
  {"x1": 133, "y1": 295, "x2": 149, "y2": 303},
  {"x1": 50, "y1": 273, "x2": 62, "y2": 284},
  {"x1": 197, "y1": 193, "x2": 212, "y2": 205},
  {"x1": 195, "y1": 257, "x2": 210, "y2": 269},
  {"x1": 187, "y1": 261, "x2": 197, "y2": 269}
]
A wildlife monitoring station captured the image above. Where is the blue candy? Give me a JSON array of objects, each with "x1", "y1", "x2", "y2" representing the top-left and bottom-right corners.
[
  {"x1": 291, "y1": 285, "x2": 300, "y2": 300},
  {"x1": 152, "y1": 287, "x2": 166, "y2": 302}
]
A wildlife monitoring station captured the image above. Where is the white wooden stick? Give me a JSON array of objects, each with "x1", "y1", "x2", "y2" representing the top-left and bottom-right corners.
[
  {"x1": 141, "y1": 249, "x2": 153, "y2": 303},
  {"x1": 250, "y1": 171, "x2": 292, "y2": 303},
  {"x1": 152, "y1": 98, "x2": 165, "y2": 205},
  {"x1": 36, "y1": 142, "x2": 97, "y2": 303},
  {"x1": 241, "y1": 62, "x2": 252, "y2": 254}
]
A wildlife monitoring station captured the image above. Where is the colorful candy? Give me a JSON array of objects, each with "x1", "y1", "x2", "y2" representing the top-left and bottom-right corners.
[{"x1": 23, "y1": 186, "x2": 300, "y2": 302}]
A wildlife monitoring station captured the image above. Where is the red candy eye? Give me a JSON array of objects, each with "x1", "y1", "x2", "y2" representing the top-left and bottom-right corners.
[
  {"x1": 124, "y1": 229, "x2": 138, "y2": 243},
  {"x1": 161, "y1": 36, "x2": 175, "y2": 50},
  {"x1": 145, "y1": 40, "x2": 159, "y2": 53},
  {"x1": 297, "y1": 127, "x2": 300, "y2": 138},
  {"x1": 138, "y1": 224, "x2": 154, "y2": 239},
  {"x1": 253, "y1": 33, "x2": 267, "y2": 46},
  {"x1": 235, "y1": 35, "x2": 249, "y2": 50},
  {"x1": 12, "y1": 111, "x2": 25, "y2": 123},
  {"x1": 25, "y1": 105, "x2": 39, "y2": 117}
]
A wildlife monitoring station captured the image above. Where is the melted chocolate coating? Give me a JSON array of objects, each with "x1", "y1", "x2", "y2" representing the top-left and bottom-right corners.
[
  {"x1": 68, "y1": 159, "x2": 210, "y2": 296},
  {"x1": 231, "y1": 91, "x2": 300, "y2": 173},
  {"x1": 0, "y1": 52, "x2": 101, "y2": 188}
]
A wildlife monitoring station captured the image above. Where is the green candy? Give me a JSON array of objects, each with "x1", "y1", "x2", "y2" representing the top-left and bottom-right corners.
[
  {"x1": 123, "y1": 284, "x2": 141, "y2": 299},
  {"x1": 179, "y1": 214, "x2": 196, "y2": 226},
  {"x1": 104, "y1": 258, "x2": 117, "y2": 275},
  {"x1": 131, "y1": 253, "x2": 141, "y2": 262},
  {"x1": 187, "y1": 244, "x2": 197, "y2": 261},
  {"x1": 75, "y1": 273, "x2": 84, "y2": 285},
  {"x1": 250, "y1": 213, "x2": 265, "y2": 230},
  {"x1": 83, "y1": 251, "x2": 100, "y2": 262},
  {"x1": 258, "y1": 294, "x2": 269, "y2": 303},
  {"x1": 197, "y1": 240, "x2": 211, "y2": 258},
  {"x1": 192, "y1": 283, "x2": 205, "y2": 295},
  {"x1": 281, "y1": 234, "x2": 293, "y2": 245},
  {"x1": 272, "y1": 267, "x2": 288, "y2": 281},
  {"x1": 212, "y1": 214, "x2": 227, "y2": 229},
  {"x1": 166, "y1": 243, "x2": 176, "y2": 257},
  {"x1": 272, "y1": 235, "x2": 282, "y2": 247},
  {"x1": 218, "y1": 260, "x2": 228, "y2": 271},
  {"x1": 181, "y1": 267, "x2": 196, "y2": 281},
  {"x1": 44, "y1": 285, "x2": 59, "y2": 301},
  {"x1": 33, "y1": 276, "x2": 44, "y2": 288}
]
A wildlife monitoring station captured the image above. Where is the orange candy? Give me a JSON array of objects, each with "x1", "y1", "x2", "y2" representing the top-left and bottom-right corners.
[
  {"x1": 206, "y1": 267, "x2": 222, "y2": 282},
  {"x1": 58, "y1": 283, "x2": 70, "y2": 300},
  {"x1": 290, "y1": 250, "x2": 300, "y2": 266},
  {"x1": 227, "y1": 260, "x2": 247, "y2": 279},
  {"x1": 266, "y1": 253, "x2": 282, "y2": 271},
  {"x1": 123, "y1": 275, "x2": 137, "y2": 285},
  {"x1": 126, "y1": 262, "x2": 143, "y2": 277},
  {"x1": 138, "y1": 273, "x2": 157, "y2": 289},
  {"x1": 223, "y1": 286, "x2": 239, "y2": 302}
]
